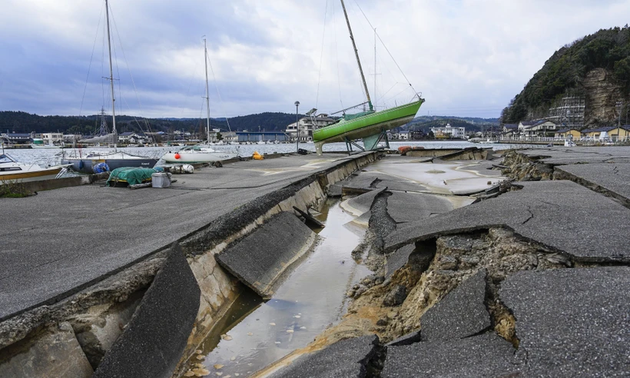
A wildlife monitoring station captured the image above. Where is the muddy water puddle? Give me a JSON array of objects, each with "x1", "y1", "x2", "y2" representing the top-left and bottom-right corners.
[{"x1": 189, "y1": 199, "x2": 370, "y2": 377}]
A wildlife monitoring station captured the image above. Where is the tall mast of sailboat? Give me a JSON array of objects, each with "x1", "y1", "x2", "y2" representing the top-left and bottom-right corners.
[
  {"x1": 340, "y1": 0, "x2": 373, "y2": 111},
  {"x1": 105, "y1": 0, "x2": 117, "y2": 137},
  {"x1": 203, "y1": 37, "x2": 211, "y2": 144}
]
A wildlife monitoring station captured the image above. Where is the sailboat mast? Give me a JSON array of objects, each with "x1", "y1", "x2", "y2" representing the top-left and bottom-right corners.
[
  {"x1": 203, "y1": 38, "x2": 211, "y2": 144},
  {"x1": 340, "y1": 0, "x2": 373, "y2": 111},
  {"x1": 105, "y1": 0, "x2": 116, "y2": 135}
]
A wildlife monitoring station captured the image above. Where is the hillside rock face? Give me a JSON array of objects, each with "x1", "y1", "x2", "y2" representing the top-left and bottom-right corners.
[{"x1": 582, "y1": 68, "x2": 624, "y2": 127}]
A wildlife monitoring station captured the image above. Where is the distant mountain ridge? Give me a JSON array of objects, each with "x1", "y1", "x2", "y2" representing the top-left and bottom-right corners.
[
  {"x1": 0, "y1": 110, "x2": 499, "y2": 136},
  {"x1": 0, "y1": 111, "x2": 299, "y2": 135}
]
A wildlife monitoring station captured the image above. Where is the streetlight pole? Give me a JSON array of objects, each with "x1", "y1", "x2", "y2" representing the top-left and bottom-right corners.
[{"x1": 295, "y1": 101, "x2": 300, "y2": 152}]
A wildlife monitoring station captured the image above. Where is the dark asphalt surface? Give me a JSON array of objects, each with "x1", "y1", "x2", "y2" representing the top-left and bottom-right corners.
[
  {"x1": 0, "y1": 153, "x2": 360, "y2": 320},
  {"x1": 382, "y1": 333, "x2": 518, "y2": 378},
  {"x1": 269, "y1": 335, "x2": 380, "y2": 378},
  {"x1": 501, "y1": 267, "x2": 630, "y2": 377},
  {"x1": 556, "y1": 162, "x2": 630, "y2": 200},
  {"x1": 385, "y1": 180, "x2": 630, "y2": 262}
]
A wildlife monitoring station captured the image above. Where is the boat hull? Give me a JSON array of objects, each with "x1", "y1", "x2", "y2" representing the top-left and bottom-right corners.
[
  {"x1": 313, "y1": 99, "x2": 424, "y2": 154},
  {"x1": 0, "y1": 167, "x2": 63, "y2": 183},
  {"x1": 62, "y1": 158, "x2": 158, "y2": 174},
  {"x1": 161, "y1": 151, "x2": 237, "y2": 164}
]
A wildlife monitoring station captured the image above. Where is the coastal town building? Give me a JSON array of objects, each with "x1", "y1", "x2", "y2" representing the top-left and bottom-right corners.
[
  {"x1": 555, "y1": 128, "x2": 581, "y2": 140},
  {"x1": 518, "y1": 120, "x2": 557, "y2": 137},
  {"x1": 578, "y1": 126, "x2": 630, "y2": 142},
  {"x1": 430, "y1": 123, "x2": 466, "y2": 139},
  {"x1": 1, "y1": 132, "x2": 32, "y2": 145},
  {"x1": 41, "y1": 132, "x2": 64, "y2": 145},
  {"x1": 118, "y1": 132, "x2": 151, "y2": 145},
  {"x1": 236, "y1": 131, "x2": 288, "y2": 143},
  {"x1": 286, "y1": 113, "x2": 337, "y2": 142}
]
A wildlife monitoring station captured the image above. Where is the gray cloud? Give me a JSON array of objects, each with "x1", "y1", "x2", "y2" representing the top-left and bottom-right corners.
[{"x1": 1, "y1": 0, "x2": 629, "y2": 119}]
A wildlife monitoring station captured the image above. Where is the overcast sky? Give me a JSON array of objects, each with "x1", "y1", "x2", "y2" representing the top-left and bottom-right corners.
[{"x1": 1, "y1": 0, "x2": 628, "y2": 120}]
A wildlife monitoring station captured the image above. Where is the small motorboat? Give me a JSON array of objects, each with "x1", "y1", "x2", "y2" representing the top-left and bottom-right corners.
[{"x1": 0, "y1": 153, "x2": 67, "y2": 183}]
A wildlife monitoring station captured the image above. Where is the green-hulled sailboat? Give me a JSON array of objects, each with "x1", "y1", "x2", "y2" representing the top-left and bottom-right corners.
[{"x1": 313, "y1": 0, "x2": 424, "y2": 155}]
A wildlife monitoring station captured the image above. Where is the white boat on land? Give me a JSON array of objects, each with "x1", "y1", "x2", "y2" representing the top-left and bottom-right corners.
[
  {"x1": 161, "y1": 39, "x2": 238, "y2": 165},
  {"x1": 162, "y1": 145, "x2": 237, "y2": 164},
  {"x1": 61, "y1": 0, "x2": 157, "y2": 174},
  {"x1": 0, "y1": 153, "x2": 67, "y2": 183}
]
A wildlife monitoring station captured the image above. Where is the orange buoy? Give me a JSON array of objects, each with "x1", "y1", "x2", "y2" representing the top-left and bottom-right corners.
[
  {"x1": 174, "y1": 153, "x2": 181, "y2": 159},
  {"x1": 253, "y1": 151, "x2": 264, "y2": 160}
]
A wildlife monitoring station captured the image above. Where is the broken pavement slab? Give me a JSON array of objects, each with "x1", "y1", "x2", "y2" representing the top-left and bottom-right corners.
[
  {"x1": 341, "y1": 170, "x2": 429, "y2": 193},
  {"x1": 420, "y1": 269, "x2": 490, "y2": 341},
  {"x1": 555, "y1": 163, "x2": 630, "y2": 204},
  {"x1": 341, "y1": 187, "x2": 387, "y2": 217},
  {"x1": 381, "y1": 333, "x2": 519, "y2": 378},
  {"x1": 500, "y1": 267, "x2": 630, "y2": 377},
  {"x1": 385, "y1": 180, "x2": 630, "y2": 263},
  {"x1": 386, "y1": 191, "x2": 454, "y2": 223},
  {"x1": 215, "y1": 212, "x2": 317, "y2": 299},
  {"x1": 268, "y1": 335, "x2": 381, "y2": 378}
]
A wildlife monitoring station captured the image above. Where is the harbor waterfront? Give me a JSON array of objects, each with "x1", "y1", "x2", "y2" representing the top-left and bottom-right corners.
[
  {"x1": 0, "y1": 146, "x2": 629, "y2": 377},
  {"x1": 3, "y1": 140, "x2": 524, "y2": 167}
]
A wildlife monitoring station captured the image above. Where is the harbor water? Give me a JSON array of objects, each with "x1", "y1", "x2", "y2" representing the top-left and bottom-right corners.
[{"x1": 4, "y1": 140, "x2": 519, "y2": 168}]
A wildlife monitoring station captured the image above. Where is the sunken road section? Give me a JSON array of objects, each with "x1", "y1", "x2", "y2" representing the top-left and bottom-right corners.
[{"x1": 260, "y1": 146, "x2": 630, "y2": 378}]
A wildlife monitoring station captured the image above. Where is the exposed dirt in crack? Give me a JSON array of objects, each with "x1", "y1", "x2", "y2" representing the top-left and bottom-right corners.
[
  {"x1": 307, "y1": 228, "x2": 573, "y2": 349},
  {"x1": 501, "y1": 150, "x2": 554, "y2": 181}
]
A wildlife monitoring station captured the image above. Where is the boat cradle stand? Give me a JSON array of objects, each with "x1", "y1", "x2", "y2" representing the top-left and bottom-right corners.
[{"x1": 344, "y1": 129, "x2": 390, "y2": 155}]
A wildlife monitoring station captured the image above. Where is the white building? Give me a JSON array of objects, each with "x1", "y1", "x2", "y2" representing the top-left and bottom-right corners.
[
  {"x1": 286, "y1": 113, "x2": 337, "y2": 142},
  {"x1": 42, "y1": 132, "x2": 64, "y2": 144},
  {"x1": 430, "y1": 123, "x2": 466, "y2": 139}
]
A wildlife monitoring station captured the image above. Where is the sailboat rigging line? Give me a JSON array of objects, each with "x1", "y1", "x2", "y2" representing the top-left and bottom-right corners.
[
  {"x1": 331, "y1": 2, "x2": 344, "y2": 110},
  {"x1": 205, "y1": 39, "x2": 233, "y2": 133},
  {"x1": 377, "y1": 83, "x2": 412, "y2": 107},
  {"x1": 315, "y1": 0, "x2": 331, "y2": 111},
  {"x1": 105, "y1": 0, "x2": 117, "y2": 135},
  {"x1": 351, "y1": 0, "x2": 418, "y2": 94},
  {"x1": 79, "y1": 6, "x2": 104, "y2": 118},
  {"x1": 330, "y1": 101, "x2": 370, "y2": 115},
  {"x1": 203, "y1": 38, "x2": 211, "y2": 142},
  {"x1": 108, "y1": 3, "x2": 156, "y2": 138},
  {"x1": 340, "y1": 0, "x2": 373, "y2": 111}
]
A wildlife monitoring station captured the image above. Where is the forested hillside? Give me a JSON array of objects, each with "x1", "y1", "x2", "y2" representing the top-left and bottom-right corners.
[
  {"x1": 502, "y1": 26, "x2": 630, "y2": 125},
  {"x1": 0, "y1": 111, "x2": 300, "y2": 135}
]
